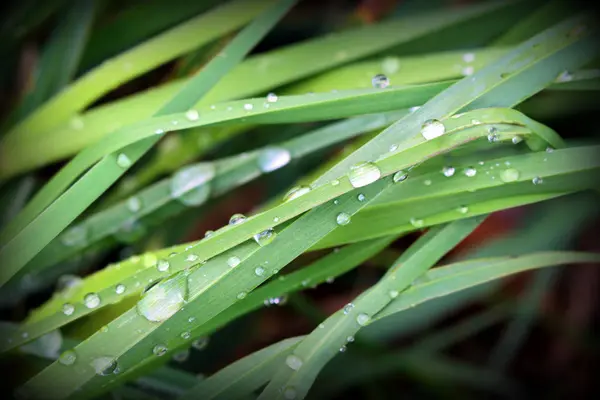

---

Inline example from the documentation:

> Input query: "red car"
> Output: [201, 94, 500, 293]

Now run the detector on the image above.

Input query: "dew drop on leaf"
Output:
[285, 354, 303, 370]
[257, 147, 291, 173]
[464, 167, 477, 177]
[137, 271, 188, 322]
[254, 266, 265, 276]
[348, 162, 381, 188]
[84, 293, 100, 309]
[389, 290, 399, 299]
[192, 337, 209, 350]
[343, 303, 354, 314]
[126, 197, 142, 213]
[266, 92, 278, 103]
[116, 153, 132, 168]
[58, 350, 77, 365]
[532, 176, 543, 185]
[283, 185, 311, 202]
[153, 344, 168, 356]
[336, 213, 351, 226]
[227, 256, 241, 268]
[442, 166, 455, 177]
[371, 74, 390, 89]
[173, 349, 189, 363]
[156, 259, 170, 272]
[421, 119, 445, 140]
[90, 356, 118, 376]
[185, 110, 199, 121]
[356, 313, 370, 326]
[229, 213, 246, 225]
[410, 218, 424, 228]
[115, 284, 126, 295]
[500, 168, 520, 183]
[62, 303, 75, 315]
[392, 171, 407, 183]
[170, 163, 215, 206]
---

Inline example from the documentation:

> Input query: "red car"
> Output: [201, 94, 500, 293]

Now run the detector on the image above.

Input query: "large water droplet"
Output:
[336, 213, 351, 226]
[116, 153, 132, 168]
[84, 293, 100, 309]
[185, 110, 199, 121]
[257, 147, 291, 173]
[286, 354, 303, 370]
[58, 350, 77, 365]
[500, 168, 520, 182]
[372, 74, 390, 89]
[348, 162, 381, 188]
[227, 256, 240, 268]
[421, 119, 445, 140]
[60, 226, 87, 247]
[192, 337, 209, 350]
[170, 163, 215, 206]
[62, 303, 75, 315]
[229, 213, 246, 225]
[115, 284, 126, 295]
[153, 344, 167, 356]
[464, 167, 477, 177]
[90, 356, 118, 376]
[254, 228, 276, 246]
[442, 166, 455, 177]
[356, 313, 370, 326]
[137, 271, 188, 322]
[284, 185, 311, 202]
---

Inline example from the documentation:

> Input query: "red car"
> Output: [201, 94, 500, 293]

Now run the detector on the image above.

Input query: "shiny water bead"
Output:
[500, 168, 520, 183]
[532, 176, 543, 185]
[115, 284, 126, 295]
[227, 256, 241, 268]
[546, 147, 554, 153]
[137, 271, 188, 322]
[157, 259, 170, 272]
[264, 295, 287, 306]
[382, 56, 400, 74]
[285, 354, 303, 370]
[343, 303, 354, 315]
[185, 110, 199, 121]
[442, 166, 455, 177]
[409, 106, 420, 113]
[357, 193, 366, 202]
[229, 213, 246, 225]
[556, 70, 573, 82]
[421, 119, 445, 140]
[186, 254, 199, 262]
[192, 337, 209, 350]
[371, 74, 390, 89]
[244, 103, 253, 110]
[266, 92, 278, 103]
[464, 167, 477, 177]
[389, 143, 398, 152]
[389, 290, 399, 299]
[116, 153, 132, 168]
[62, 303, 75, 316]
[257, 147, 291, 173]
[204, 230, 214, 238]
[424, 179, 432, 186]
[331, 179, 340, 186]
[127, 197, 142, 213]
[339, 345, 347, 353]
[392, 171, 408, 183]
[347, 336, 355, 343]
[153, 344, 168, 356]
[236, 292, 247, 300]
[155, 129, 164, 135]
[170, 163, 215, 206]
[90, 356, 118, 376]
[60, 226, 87, 247]
[284, 185, 311, 202]
[84, 293, 100, 309]
[348, 162, 381, 188]
[356, 313, 370, 326]
[254, 266, 265, 276]
[336, 213, 351, 226]
[181, 331, 191, 340]
[58, 350, 77, 365]
[457, 205, 469, 214]
[511, 136, 523, 144]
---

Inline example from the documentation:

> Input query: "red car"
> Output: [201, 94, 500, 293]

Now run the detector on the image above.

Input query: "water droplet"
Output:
[389, 290, 399, 299]
[266, 92, 278, 103]
[463, 52, 475, 63]
[265, 295, 287, 306]
[188, 316, 195, 323]
[185, 110, 199, 121]
[173, 349, 190, 363]
[84, 293, 100, 309]
[409, 106, 420, 113]
[333, 199, 339, 205]
[331, 179, 340, 186]
[192, 337, 209, 350]
[284, 185, 311, 202]
[58, 350, 77, 365]
[339, 345, 347, 353]
[155, 129, 164, 135]
[229, 213, 246, 225]
[227, 256, 240, 268]
[257, 147, 291, 173]
[116, 153, 132, 168]
[556, 70, 573, 82]
[326, 276, 335, 284]
[372, 74, 390, 89]
[137, 271, 188, 322]
[115, 284, 126, 295]
[319, 323, 325, 329]
[421, 119, 445, 140]
[389, 144, 398, 152]
[343, 303, 354, 315]
[181, 331, 191, 340]
[186, 254, 199, 263]
[153, 344, 168, 356]
[204, 230, 214, 238]
[500, 168, 520, 183]
[357, 193, 366, 202]
[424, 179, 432, 186]
[462, 66, 474, 76]
[410, 218, 424, 228]
[348, 162, 381, 188]
[382, 57, 400, 74]
[60, 226, 87, 247]
[356, 313, 370, 326]
[127, 196, 142, 213]
[90, 356, 118, 376]
[546, 147, 554, 153]
[336, 213, 351, 226]
[62, 303, 74, 316]
[457, 205, 469, 214]
[283, 386, 298, 399]
[244, 103, 253, 111]
[532, 176, 543, 185]
[286, 354, 303, 370]
[157, 259, 170, 272]
[464, 167, 477, 177]
[442, 166, 455, 177]
[170, 163, 215, 206]
[393, 171, 408, 183]
[254, 266, 265, 276]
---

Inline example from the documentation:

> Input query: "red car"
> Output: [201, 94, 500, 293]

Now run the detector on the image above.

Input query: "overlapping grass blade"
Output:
[0, 0, 298, 286]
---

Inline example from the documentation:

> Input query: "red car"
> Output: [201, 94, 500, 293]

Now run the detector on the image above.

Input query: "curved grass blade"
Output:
[179, 337, 302, 400]
[0, 0, 298, 286]
[375, 251, 600, 321]
[258, 217, 485, 400]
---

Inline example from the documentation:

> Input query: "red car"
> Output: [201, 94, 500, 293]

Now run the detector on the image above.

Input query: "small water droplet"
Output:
[254, 228, 276, 246]
[331, 179, 340, 186]
[336, 212, 351, 226]
[266, 92, 278, 103]
[393, 171, 408, 183]
[254, 266, 265, 276]
[409, 106, 421, 113]
[173, 349, 190, 363]
[236, 292, 247, 300]
[185, 110, 199, 121]
[181, 331, 191, 340]
[357, 193, 366, 202]
[500, 168, 520, 182]
[84, 293, 100, 309]
[137, 271, 188, 322]
[318, 323, 325, 329]
[556, 70, 573, 82]
[389, 144, 398, 152]
[156, 259, 170, 272]
[61, 226, 87, 247]
[424, 179, 432, 186]
[116, 153, 132, 168]
[284, 185, 311, 202]
[512, 136, 522, 144]
[170, 163, 215, 206]
[389, 290, 399, 299]
[283, 386, 298, 399]
[115, 284, 126, 295]
[410, 218, 424, 228]
[186, 254, 199, 263]
[58, 350, 77, 365]
[62, 303, 75, 316]
[286, 354, 303, 370]
[227, 256, 240, 268]
[348, 162, 381, 188]
[464, 167, 477, 177]
[153, 344, 168, 356]
[127, 196, 142, 213]
[442, 166, 455, 177]
[155, 129, 164, 135]
[192, 337, 209, 350]
[204, 230, 214, 238]
[343, 303, 354, 315]
[532, 176, 543, 185]
[546, 147, 554, 153]
[462, 66, 474, 76]
[457, 205, 469, 214]
[463, 52, 475, 63]
[372, 74, 390, 89]
[257, 147, 291, 173]
[244, 103, 253, 111]
[339, 345, 347, 353]
[421, 119, 445, 140]
[356, 313, 370, 326]
[229, 213, 246, 225]
[90, 356, 118, 376]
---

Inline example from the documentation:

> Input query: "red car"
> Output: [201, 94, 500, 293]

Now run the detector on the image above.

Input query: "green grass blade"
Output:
[179, 337, 302, 400]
